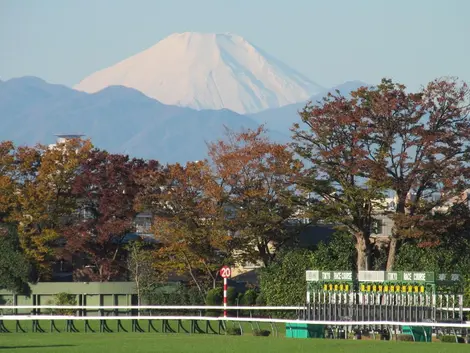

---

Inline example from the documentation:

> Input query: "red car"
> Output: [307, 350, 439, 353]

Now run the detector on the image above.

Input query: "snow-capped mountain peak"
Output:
[74, 32, 323, 114]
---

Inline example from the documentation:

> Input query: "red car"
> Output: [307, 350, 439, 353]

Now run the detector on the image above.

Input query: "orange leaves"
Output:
[138, 159, 228, 285]
[208, 126, 303, 267]
[1, 138, 95, 279]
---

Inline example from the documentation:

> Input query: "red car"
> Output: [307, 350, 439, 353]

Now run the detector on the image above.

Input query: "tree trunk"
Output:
[355, 234, 371, 271]
[388, 195, 406, 271]
[386, 237, 398, 271]
[181, 252, 205, 299]
[257, 241, 270, 267]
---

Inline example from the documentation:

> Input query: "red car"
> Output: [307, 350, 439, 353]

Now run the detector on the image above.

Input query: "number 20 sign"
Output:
[220, 266, 231, 279]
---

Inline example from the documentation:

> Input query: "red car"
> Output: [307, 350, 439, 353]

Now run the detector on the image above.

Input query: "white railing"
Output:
[0, 314, 469, 329]
[0, 305, 301, 310]
[1, 305, 469, 311]
[0, 305, 468, 326]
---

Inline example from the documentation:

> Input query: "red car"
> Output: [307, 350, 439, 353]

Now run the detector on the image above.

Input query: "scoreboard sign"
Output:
[388, 271, 435, 283]
[320, 271, 353, 281]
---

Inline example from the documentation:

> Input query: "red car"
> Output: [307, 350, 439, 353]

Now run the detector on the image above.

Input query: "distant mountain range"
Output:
[0, 77, 366, 163]
[0, 32, 368, 163]
[74, 32, 324, 114]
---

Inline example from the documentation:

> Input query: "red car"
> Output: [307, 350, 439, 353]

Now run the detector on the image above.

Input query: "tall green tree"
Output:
[0, 224, 30, 293]
[259, 249, 315, 306]
[311, 231, 356, 271]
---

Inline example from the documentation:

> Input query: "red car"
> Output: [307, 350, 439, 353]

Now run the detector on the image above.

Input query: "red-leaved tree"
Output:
[64, 149, 157, 281]
[293, 77, 470, 270]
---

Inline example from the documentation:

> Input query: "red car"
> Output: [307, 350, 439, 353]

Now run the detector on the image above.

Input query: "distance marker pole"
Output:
[224, 277, 227, 318]
[220, 266, 231, 319]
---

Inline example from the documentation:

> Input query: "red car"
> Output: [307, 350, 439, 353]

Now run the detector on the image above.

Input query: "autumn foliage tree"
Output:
[137, 160, 228, 295]
[0, 141, 17, 222]
[293, 77, 470, 270]
[63, 150, 153, 281]
[358, 78, 470, 269]
[292, 91, 387, 271]
[5, 139, 92, 279]
[208, 126, 305, 268]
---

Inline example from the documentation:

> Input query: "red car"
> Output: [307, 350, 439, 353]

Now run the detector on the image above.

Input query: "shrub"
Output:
[206, 288, 223, 305]
[253, 329, 270, 336]
[396, 334, 414, 342]
[226, 327, 242, 335]
[186, 286, 205, 305]
[240, 289, 257, 306]
[226, 287, 238, 305]
[259, 249, 315, 306]
[144, 283, 205, 315]
[0, 297, 14, 315]
[255, 292, 266, 306]
[205, 287, 224, 317]
[440, 335, 464, 343]
[53, 292, 77, 315]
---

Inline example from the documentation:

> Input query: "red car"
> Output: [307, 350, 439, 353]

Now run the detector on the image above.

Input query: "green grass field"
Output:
[1, 333, 470, 353]
[0, 320, 468, 352]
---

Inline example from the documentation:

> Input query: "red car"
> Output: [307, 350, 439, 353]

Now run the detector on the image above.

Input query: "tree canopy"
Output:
[293, 77, 470, 270]
[1, 77, 469, 299]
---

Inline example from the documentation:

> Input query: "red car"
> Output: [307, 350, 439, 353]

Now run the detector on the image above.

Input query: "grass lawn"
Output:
[1, 333, 470, 353]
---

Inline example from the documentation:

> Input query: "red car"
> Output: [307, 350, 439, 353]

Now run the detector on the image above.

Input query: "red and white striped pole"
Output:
[220, 266, 231, 319]
[223, 277, 227, 318]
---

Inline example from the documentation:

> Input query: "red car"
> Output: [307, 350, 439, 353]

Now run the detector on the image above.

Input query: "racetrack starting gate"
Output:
[302, 270, 464, 324]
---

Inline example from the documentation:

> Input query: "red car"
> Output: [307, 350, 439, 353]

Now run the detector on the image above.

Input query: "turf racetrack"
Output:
[0, 333, 469, 353]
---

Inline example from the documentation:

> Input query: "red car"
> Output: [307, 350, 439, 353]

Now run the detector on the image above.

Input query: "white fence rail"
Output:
[0, 305, 300, 310]
[0, 305, 469, 326]
[0, 315, 469, 329]
[1, 305, 470, 311]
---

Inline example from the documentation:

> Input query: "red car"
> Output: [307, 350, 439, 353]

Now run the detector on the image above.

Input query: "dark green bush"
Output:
[144, 283, 205, 315]
[49, 292, 77, 315]
[440, 335, 464, 343]
[186, 286, 206, 305]
[226, 327, 242, 335]
[255, 292, 266, 306]
[226, 287, 238, 305]
[205, 287, 223, 316]
[253, 329, 270, 336]
[240, 289, 257, 306]
[206, 287, 223, 305]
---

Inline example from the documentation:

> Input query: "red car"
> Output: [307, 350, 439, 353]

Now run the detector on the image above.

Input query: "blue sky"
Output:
[1, 0, 469, 90]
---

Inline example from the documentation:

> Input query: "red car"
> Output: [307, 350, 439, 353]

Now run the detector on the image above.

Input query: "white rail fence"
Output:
[0, 305, 301, 310]
[0, 305, 469, 343]
[0, 315, 468, 328]
[1, 305, 469, 311]
[0, 305, 468, 326]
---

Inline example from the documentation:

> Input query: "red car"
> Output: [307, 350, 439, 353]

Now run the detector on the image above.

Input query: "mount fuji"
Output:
[74, 32, 324, 114]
